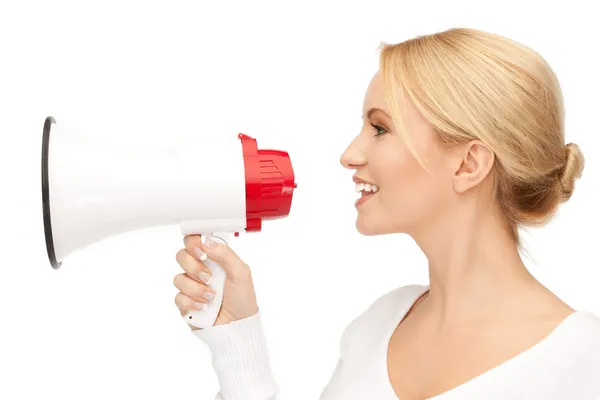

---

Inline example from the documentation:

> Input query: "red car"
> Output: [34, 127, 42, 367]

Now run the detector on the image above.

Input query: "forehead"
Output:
[363, 71, 388, 115]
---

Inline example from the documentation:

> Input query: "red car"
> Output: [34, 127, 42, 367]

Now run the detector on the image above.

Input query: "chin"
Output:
[356, 212, 411, 236]
[355, 215, 385, 236]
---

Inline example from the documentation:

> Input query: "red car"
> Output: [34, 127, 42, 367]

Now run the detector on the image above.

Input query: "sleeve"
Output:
[194, 287, 381, 400]
[192, 310, 278, 400]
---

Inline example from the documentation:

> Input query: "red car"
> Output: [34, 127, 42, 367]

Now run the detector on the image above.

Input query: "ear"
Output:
[451, 140, 495, 194]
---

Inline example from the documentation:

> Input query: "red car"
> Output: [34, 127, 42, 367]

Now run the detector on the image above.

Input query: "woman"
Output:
[172, 28, 600, 399]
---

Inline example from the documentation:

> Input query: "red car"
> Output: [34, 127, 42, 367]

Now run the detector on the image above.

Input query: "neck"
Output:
[411, 203, 538, 327]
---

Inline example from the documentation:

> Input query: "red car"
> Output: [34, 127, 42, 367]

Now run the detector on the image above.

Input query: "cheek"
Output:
[383, 158, 427, 206]
[356, 137, 453, 235]
[376, 149, 450, 222]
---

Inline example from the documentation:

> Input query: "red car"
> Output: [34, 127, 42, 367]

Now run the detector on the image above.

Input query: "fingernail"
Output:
[198, 271, 212, 285]
[204, 291, 215, 302]
[193, 247, 207, 261]
[205, 238, 214, 249]
[194, 302, 206, 311]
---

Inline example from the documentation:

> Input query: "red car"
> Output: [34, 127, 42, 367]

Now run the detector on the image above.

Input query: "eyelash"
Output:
[371, 123, 387, 136]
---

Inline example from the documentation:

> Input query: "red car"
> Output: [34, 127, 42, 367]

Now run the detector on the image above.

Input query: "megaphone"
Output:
[41, 116, 296, 329]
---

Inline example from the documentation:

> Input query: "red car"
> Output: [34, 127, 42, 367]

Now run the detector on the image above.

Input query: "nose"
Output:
[340, 134, 367, 170]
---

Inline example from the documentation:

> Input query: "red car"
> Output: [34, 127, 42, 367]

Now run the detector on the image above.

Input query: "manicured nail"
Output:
[194, 302, 206, 311]
[198, 271, 212, 285]
[193, 247, 207, 261]
[204, 291, 215, 302]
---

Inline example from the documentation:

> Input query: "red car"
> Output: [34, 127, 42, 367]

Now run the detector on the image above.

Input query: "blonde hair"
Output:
[378, 28, 584, 245]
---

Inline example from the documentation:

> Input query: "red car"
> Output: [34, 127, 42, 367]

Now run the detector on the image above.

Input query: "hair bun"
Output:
[558, 142, 584, 202]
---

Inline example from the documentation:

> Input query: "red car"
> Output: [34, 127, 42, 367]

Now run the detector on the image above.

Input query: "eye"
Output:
[371, 123, 387, 136]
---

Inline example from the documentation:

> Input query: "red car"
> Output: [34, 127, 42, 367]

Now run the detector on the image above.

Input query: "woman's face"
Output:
[340, 71, 455, 236]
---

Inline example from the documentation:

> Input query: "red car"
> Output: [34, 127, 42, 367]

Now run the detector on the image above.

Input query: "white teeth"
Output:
[355, 182, 379, 193]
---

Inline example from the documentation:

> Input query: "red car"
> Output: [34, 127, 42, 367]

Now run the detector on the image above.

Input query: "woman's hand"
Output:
[173, 234, 259, 330]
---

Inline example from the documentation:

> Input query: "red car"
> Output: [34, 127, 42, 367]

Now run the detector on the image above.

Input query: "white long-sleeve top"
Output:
[193, 284, 600, 399]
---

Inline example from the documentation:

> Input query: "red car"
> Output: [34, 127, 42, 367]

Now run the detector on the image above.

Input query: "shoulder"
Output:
[542, 310, 600, 378]
[567, 311, 600, 349]
[362, 283, 428, 318]
[553, 311, 600, 393]
[339, 284, 427, 352]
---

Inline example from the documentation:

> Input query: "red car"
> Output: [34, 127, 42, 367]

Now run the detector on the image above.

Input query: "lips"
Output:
[354, 178, 379, 207]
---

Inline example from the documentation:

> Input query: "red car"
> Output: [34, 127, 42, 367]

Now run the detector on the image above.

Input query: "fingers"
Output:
[183, 234, 215, 262]
[173, 273, 216, 310]
[175, 292, 207, 316]
[175, 247, 213, 285]
[183, 234, 250, 281]
[182, 235, 208, 262]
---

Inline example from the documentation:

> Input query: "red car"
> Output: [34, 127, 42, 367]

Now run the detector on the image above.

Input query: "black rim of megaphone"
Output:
[42, 116, 61, 270]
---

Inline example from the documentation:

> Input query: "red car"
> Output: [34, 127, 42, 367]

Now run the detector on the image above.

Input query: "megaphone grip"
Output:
[182, 233, 230, 329]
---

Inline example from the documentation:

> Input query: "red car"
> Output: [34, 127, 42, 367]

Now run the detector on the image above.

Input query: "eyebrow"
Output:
[362, 107, 391, 120]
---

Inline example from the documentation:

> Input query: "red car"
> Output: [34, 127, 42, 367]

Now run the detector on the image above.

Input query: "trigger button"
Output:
[209, 236, 227, 245]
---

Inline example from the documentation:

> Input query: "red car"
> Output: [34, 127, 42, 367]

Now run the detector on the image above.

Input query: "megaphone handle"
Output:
[182, 232, 230, 329]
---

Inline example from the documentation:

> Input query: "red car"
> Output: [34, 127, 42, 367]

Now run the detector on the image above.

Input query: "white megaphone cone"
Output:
[41, 116, 296, 329]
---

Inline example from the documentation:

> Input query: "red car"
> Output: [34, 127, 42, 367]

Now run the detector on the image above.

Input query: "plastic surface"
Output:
[41, 116, 297, 330]
[42, 117, 247, 266]
[238, 133, 296, 232]
[182, 232, 231, 328]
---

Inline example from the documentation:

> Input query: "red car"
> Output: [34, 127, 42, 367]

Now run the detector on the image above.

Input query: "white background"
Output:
[1, 1, 598, 399]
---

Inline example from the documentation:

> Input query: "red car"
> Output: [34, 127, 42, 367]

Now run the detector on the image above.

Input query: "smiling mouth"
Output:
[355, 182, 379, 207]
